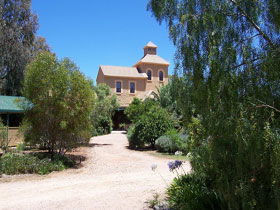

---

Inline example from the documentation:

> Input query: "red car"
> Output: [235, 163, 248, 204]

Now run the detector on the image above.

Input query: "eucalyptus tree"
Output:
[148, 0, 280, 209]
[0, 0, 39, 95]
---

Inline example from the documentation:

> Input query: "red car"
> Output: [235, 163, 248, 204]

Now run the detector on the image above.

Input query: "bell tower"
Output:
[144, 41, 157, 56]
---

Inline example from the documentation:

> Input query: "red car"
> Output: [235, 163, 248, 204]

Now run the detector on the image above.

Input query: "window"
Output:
[130, 82, 135, 94]
[147, 70, 152, 80]
[116, 81, 122, 93]
[159, 71, 164, 81]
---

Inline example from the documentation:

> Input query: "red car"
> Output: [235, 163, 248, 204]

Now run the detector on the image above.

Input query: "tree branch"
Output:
[255, 100, 280, 113]
[228, 0, 275, 48]
[232, 57, 262, 69]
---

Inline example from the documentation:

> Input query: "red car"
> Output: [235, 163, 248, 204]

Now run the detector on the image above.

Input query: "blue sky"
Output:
[32, 0, 176, 83]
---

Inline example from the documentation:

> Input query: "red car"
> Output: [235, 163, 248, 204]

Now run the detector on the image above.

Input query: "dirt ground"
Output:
[0, 131, 191, 210]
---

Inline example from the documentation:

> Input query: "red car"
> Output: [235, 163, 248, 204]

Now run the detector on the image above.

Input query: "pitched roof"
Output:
[0, 96, 25, 113]
[134, 54, 170, 66]
[99, 65, 148, 78]
[144, 41, 157, 48]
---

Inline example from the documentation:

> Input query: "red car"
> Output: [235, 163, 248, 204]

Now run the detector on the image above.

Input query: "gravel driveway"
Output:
[0, 131, 191, 210]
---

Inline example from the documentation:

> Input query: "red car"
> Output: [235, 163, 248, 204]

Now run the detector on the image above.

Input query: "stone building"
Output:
[96, 41, 169, 108]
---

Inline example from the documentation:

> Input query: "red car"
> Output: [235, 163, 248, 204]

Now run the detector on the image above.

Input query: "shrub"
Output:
[130, 105, 173, 148]
[0, 152, 75, 175]
[16, 143, 26, 151]
[167, 173, 223, 210]
[22, 52, 95, 154]
[127, 125, 144, 149]
[125, 98, 158, 123]
[91, 84, 118, 136]
[0, 119, 8, 152]
[155, 129, 188, 154]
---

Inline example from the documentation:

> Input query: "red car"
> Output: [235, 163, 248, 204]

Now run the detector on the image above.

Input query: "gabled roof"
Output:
[0, 96, 25, 113]
[144, 41, 157, 48]
[99, 65, 148, 78]
[134, 54, 170, 66]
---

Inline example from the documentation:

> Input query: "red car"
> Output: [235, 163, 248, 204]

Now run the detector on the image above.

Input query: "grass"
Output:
[146, 150, 189, 161]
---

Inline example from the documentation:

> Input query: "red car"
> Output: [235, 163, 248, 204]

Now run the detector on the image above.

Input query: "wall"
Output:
[102, 76, 147, 107]
[137, 63, 169, 91]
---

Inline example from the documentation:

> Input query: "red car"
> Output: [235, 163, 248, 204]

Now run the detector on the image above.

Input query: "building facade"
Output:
[96, 41, 169, 107]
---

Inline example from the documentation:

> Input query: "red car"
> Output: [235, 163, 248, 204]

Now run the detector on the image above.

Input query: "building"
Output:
[0, 95, 25, 146]
[96, 41, 169, 108]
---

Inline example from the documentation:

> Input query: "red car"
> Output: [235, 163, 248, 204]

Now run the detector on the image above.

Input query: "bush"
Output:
[91, 84, 118, 136]
[16, 143, 26, 151]
[167, 173, 223, 210]
[128, 105, 173, 148]
[0, 152, 75, 175]
[155, 129, 188, 154]
[127, 125, 144, 149]
[0, 119, 8, 152]
[125, 98, 158, 123]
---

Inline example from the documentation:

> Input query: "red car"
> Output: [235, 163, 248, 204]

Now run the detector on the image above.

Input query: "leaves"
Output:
[22, 52, 95, 154]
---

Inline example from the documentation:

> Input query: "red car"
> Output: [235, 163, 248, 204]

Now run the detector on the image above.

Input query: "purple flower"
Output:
[168, 161, 176, 171]
[174, 160, 182, 168]
[168, 160, 183, 171]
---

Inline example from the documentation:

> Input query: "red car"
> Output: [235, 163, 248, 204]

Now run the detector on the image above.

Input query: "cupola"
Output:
[144, 41, 157, 56]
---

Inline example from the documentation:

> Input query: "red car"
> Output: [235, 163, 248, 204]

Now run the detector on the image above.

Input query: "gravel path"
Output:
[0, 131, 191, 210]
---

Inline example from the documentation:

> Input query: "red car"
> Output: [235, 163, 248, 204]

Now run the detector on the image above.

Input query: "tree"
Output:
[149, 0, 280, 209]
[22, 52, 95, 155]
[91, 84, 118, 136]
[0, 0, 39, 95]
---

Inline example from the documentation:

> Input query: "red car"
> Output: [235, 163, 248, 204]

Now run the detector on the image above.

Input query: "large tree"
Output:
[0, 0, 38, 95]
[22, 52, 95, 155]
[148, 0, 280, 209]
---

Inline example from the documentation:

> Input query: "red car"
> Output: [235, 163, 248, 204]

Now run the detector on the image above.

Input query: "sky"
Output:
[32, 0, 176, 82]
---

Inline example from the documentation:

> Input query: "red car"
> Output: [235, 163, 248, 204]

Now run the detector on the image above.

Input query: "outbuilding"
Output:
[0, 95, 25, 146]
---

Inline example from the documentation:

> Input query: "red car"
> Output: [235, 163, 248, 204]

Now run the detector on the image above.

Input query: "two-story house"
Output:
[96, 41, 169, 108]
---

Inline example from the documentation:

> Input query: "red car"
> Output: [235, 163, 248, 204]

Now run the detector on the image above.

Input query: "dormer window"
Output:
[147, 70, 152, 81]
[159, 71, 164, 81]
[116, 81, 122, 93]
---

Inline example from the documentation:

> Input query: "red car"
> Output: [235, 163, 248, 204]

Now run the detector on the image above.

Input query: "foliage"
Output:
[22, 52, 95, 155]
[153, 80, 183, 126]
[147, 193, 161, 209]
[128, 105, 173, 148]
[16, 143, 26, 151]
[0, 119, 8, 152]
[0, 0, 48, 95]
[149, 0, 280, 209]
[91, 84, 118, 136]
[0, 152, 74, 175]
[125, 98, 157, 123]
[127, 124, 143, 149]
[167, 173, 223, 210]
[155, 129, 188, 154]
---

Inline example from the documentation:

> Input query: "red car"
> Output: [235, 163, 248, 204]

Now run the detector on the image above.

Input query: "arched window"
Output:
[159, 71, 164, 81]
[147, 70, 152, 81]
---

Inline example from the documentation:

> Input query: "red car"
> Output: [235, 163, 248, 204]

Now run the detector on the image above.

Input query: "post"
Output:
[7, 114, 9, 143]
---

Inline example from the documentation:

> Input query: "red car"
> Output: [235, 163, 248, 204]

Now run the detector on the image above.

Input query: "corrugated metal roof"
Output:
[0, 96, 25, 113]
[100, 65, 148, 78]
[134, 54, 170, 66]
